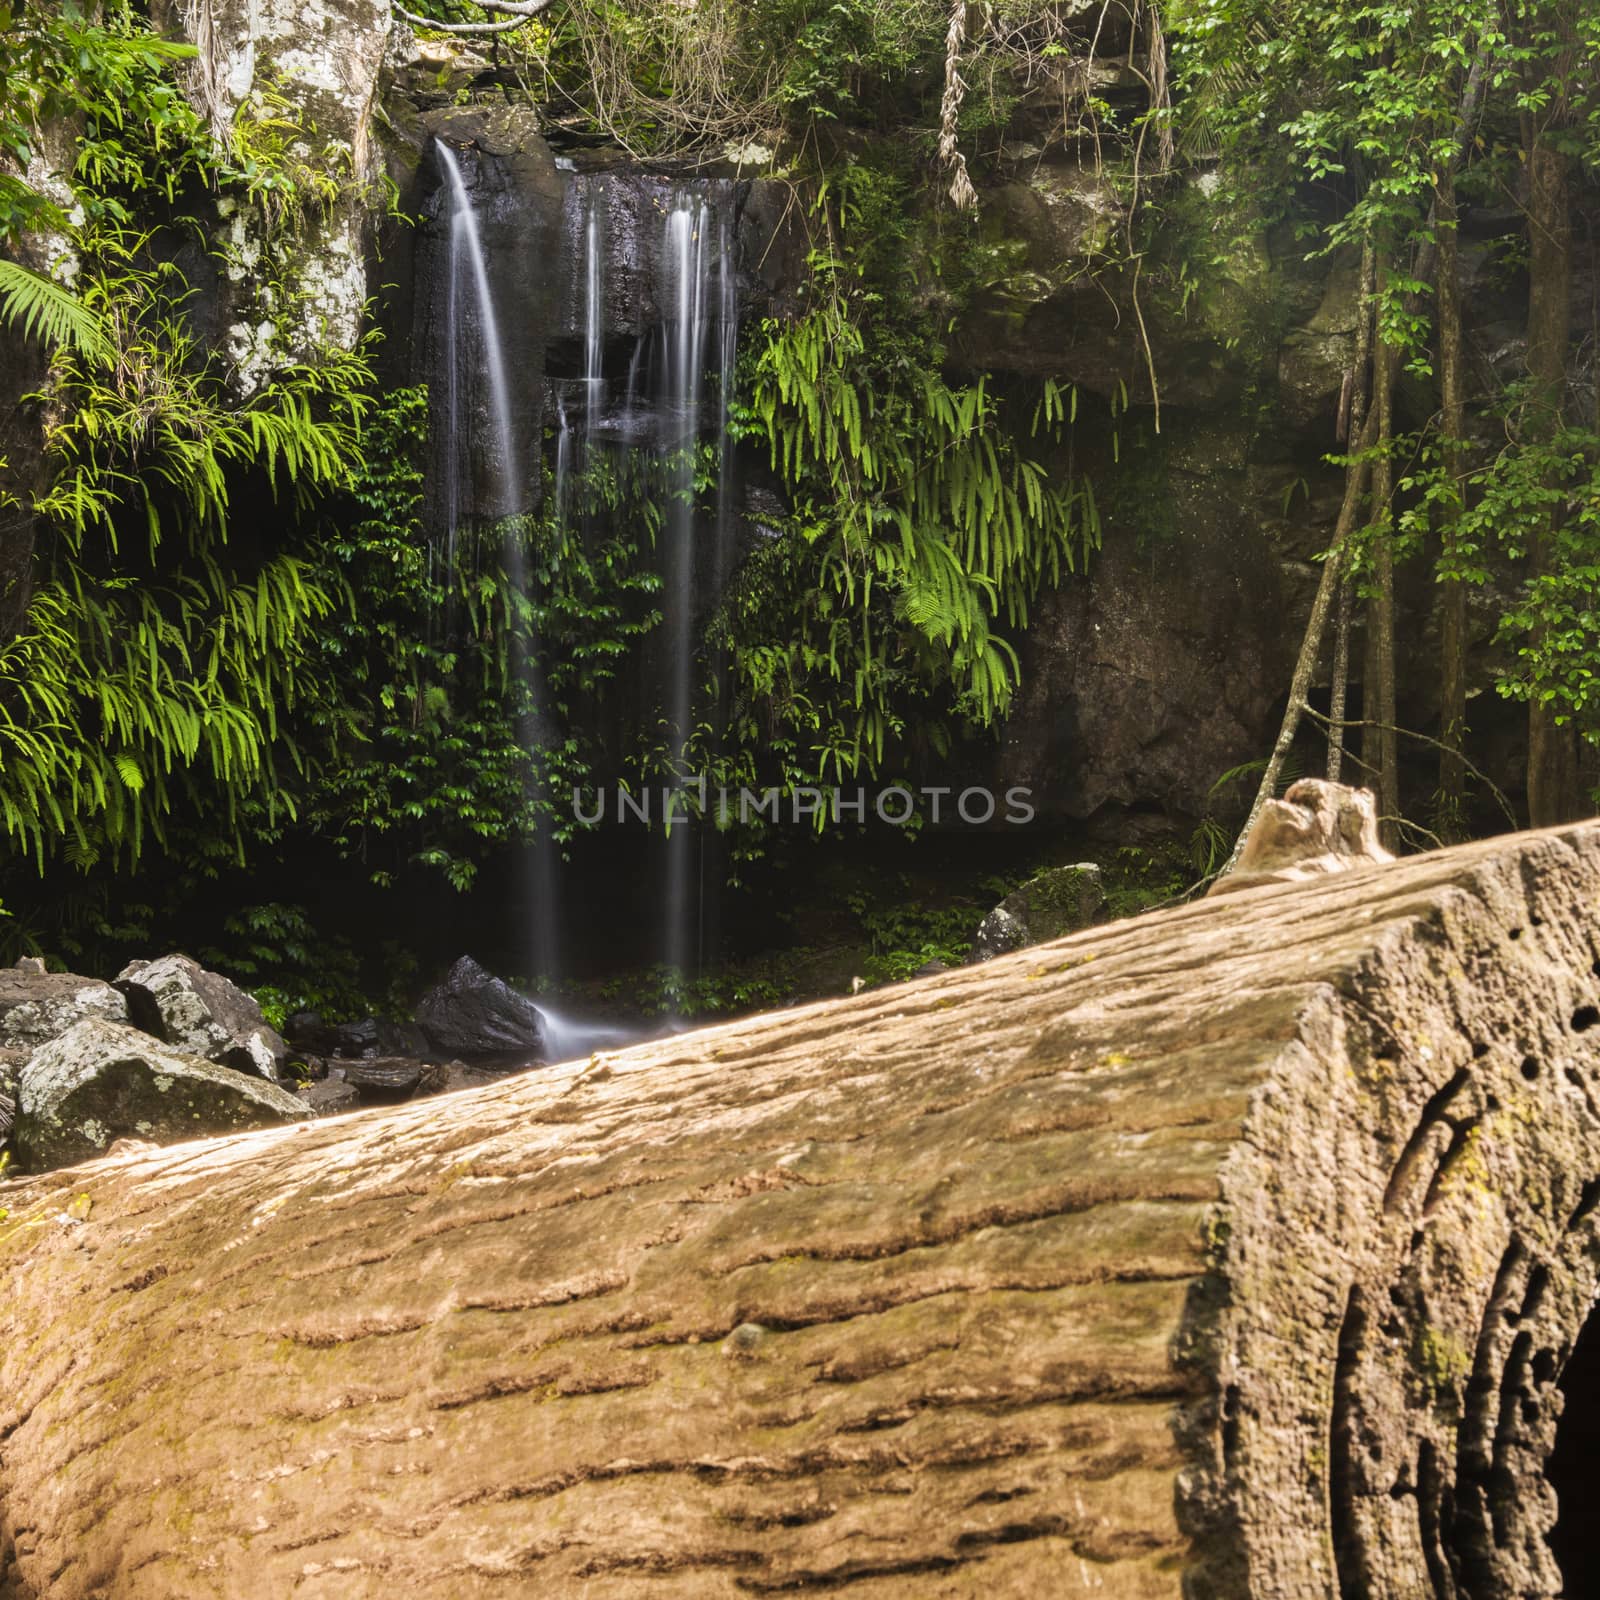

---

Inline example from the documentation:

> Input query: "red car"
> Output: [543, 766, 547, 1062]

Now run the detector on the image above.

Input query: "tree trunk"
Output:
[1524, 129, 1580, 825]
[1328, 577, 1353, 782]
[1327, 243, 1377, 787]
[1436, 164, 1470, 840]
[1225, 407, 1378, 874]
[8, 823, 1600, 1597]
[1363, 318, 1399, 849]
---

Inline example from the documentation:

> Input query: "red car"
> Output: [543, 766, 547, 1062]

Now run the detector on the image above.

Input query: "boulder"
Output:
[284, 1013, 431, 1060]
[0, 961, 127, 1050]
[14, 1018, 309, 1172]
[115, 953, 289, 1080]
[337, 1056, 449, 1101]
[296, 1070, 362, 1117]
[414, 955, 546, 1059]
[971, 862, 1107, 961]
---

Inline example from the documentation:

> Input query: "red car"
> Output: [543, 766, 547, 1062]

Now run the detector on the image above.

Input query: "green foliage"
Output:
[1437, 417, 1600, 740]
[731, 160, 1095, 784]
[0, 553, 335, 869]
[0, 1, 199, 240]
[0, 0, 377, 879]
[592, 956, 796, 1018]
[845, 889, 978, 984]
[195, 903, 416, 1027]
[0, 260, 114, 368]
[294, 389, 668, 886]
[294, 384, 538, 891]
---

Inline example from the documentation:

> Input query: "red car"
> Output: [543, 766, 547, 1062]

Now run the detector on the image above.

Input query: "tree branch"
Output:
[395, 0, 556, 35]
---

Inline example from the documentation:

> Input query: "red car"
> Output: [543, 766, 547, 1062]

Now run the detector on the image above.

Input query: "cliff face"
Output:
[147, 0, 392, 389]
[366, 36, 1599, 835]
[13, 3, 1589, 834]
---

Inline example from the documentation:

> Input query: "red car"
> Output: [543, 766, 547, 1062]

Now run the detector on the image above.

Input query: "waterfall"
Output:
[437, 143, 517, 531]
[715, 208, 738, 588]
[582, 186, 605, 453]
[543, 173, 739, 996]
[660, 195, 712, 984]
[435, 138, 561, 986]
[552, 396, 572, 529]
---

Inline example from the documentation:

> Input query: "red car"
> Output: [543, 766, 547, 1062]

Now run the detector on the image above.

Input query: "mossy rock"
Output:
[15, 1018, 310, 1173]
[970, 863, 1106, 961]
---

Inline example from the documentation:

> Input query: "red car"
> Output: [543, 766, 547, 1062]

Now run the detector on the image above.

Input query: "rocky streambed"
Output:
[0, 952, 553, 1176]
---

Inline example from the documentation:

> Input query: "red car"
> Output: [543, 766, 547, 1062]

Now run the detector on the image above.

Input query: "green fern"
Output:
[0, 259, 115, 369]
[746, 290, 1094, 770]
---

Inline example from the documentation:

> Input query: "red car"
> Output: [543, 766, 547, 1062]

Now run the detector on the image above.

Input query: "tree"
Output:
[4, 822, 1600, 1593]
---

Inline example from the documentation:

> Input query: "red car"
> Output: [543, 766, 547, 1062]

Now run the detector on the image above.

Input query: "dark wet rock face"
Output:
[15, 1018, 309, 1171]
[115, 953, 289, 1081]
[294, 1056, 498, 1117]
[414, 956, 546, 1060]
[285, 1014, 431, 1061]
[409, 105, 563, 530]
[995, 448, 1303, 825]
[335, 1056, 450, 1100]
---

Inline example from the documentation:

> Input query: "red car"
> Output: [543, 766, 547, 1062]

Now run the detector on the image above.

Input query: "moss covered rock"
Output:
[971, 862, 1106, 960]
[15, 1018, 309, 1173]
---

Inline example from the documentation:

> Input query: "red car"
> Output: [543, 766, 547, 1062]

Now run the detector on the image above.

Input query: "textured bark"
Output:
[1524, 132, 1579, 826]
[9, 826, 1600, 1596]
[1362, 309, 1399, 850]
[1436, 165, 1469, 839]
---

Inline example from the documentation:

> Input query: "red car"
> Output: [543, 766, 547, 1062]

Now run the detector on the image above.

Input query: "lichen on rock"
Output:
[15, 1017, 308, 1172]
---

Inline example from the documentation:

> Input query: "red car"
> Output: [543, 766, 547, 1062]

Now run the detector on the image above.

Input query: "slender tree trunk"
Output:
[1436, 165, 1470, 840]
[1361, 255, 1399, 850]
[1328, 580, 1353, 782]
[1525, 131, 1580, 825]
[1328, 244, 1377, 785]
[1224, 406, 1379, 874]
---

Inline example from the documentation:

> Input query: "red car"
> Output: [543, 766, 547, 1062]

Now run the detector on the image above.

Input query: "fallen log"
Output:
[6, 823, 1600, 1597]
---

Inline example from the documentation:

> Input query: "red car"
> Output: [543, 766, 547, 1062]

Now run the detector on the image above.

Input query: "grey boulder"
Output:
[16, 1018, 309, 1172]
[0, 960, 127, 1049]
[116, 953, 289, 1080]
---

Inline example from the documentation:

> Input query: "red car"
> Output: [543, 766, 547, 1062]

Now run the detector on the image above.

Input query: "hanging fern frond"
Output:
[745, 283, 1096, 763]
[0, 259, 115, 369]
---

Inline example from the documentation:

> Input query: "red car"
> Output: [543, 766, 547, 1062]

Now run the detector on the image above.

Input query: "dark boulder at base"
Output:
[414, 956, 546, 1060]
[15, 1018, 310, 1172]
[0, 960, 126, 1050]
[296, 1071, 362, 1117]
[971, 863, 1107, 962]
[115, 954, 289, 1080]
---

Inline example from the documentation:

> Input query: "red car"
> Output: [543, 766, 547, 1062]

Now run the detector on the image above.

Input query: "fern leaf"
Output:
[0, 260, 114, 368]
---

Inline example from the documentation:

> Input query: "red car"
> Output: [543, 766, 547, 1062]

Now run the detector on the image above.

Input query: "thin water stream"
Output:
[435, 139, 561, 985]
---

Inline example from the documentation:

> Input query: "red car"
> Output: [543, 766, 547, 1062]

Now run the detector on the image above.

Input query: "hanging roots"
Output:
[939, 0, 978, 211]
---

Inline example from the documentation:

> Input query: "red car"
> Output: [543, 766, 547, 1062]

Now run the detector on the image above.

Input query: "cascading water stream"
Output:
[435, 139, 561, 987]
[660, 195, 711, 984]
[582, 188, 604, 453]
[715, 210, 738, 588]
[438, 144, 516, 530]
[542, 173, 739, 1001]
[552, 397, 572, 529]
